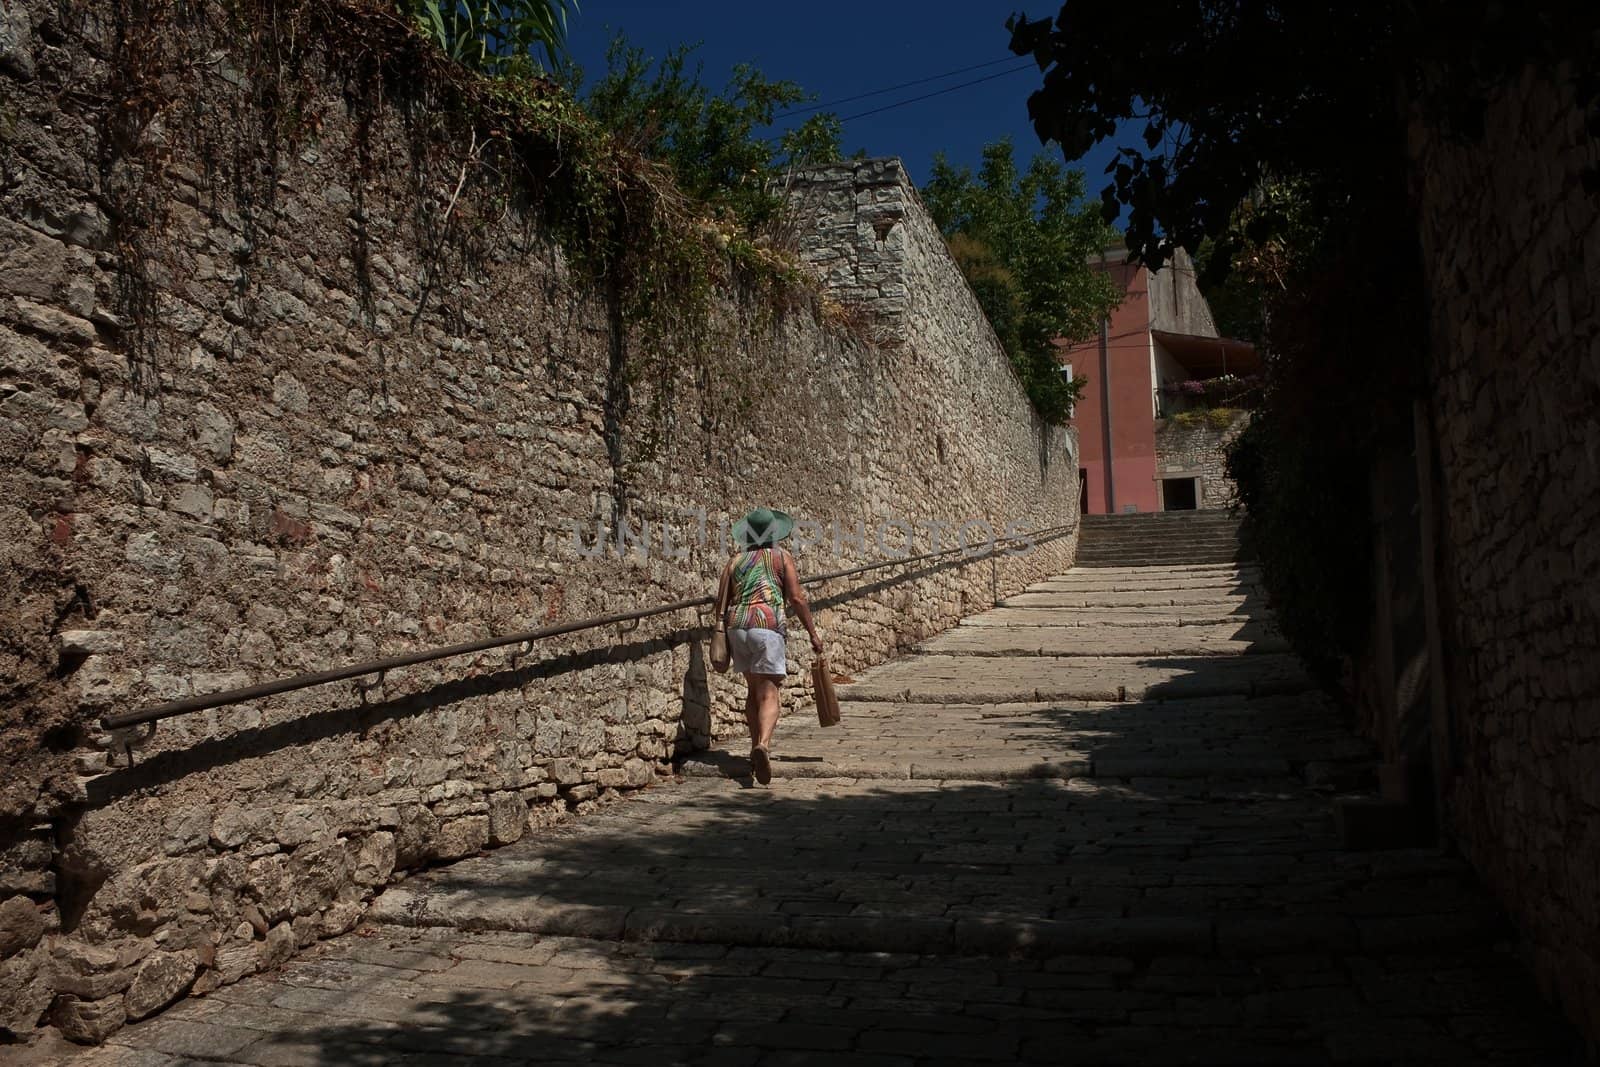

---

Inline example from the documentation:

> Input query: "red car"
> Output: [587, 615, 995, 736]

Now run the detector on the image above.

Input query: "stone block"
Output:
[170, 483, 214, 522]
[320, 901, 365, 939]
[623, 757, 656, 787]
[287, 840, 350, 916]
[161, 808, 211, 856]
[547, 758, 584, 786]
[11, 297, 96, 346]
[191, 403, 234, 462]
[0, 949, 52, 1034]
[562, 783, 599, 803]
[291, 913, 320, 948]
[215, 940, 258, 984]
[261, 922, 296, 970]
[271, 372, 309, 412]
[52, 993, 127, 1045]
[237, 907, 267, 941]
[49, 940, 136, 1000]
[244, 855, 293, 923]
[275, 805, 330, 848]
[433, 816, 489, 861]
[123, 950, 198, 1021]
[393, 804, 439, 867]
[0, 895, 46, 958]
[57, 629, 124, 656]
[487, 792, 527, 846]
[352, 832, 395, 886]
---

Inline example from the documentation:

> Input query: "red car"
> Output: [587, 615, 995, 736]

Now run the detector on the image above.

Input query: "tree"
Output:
[921, 139, 1119, 423]
[1002, 0, 1600, 682]
[570, 35, 847, 227]
[1006, 1, 1600, 279]
[398, 0, 579, 75]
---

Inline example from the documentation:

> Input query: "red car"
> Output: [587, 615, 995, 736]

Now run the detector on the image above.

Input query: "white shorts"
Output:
[729, 627, 787, 676]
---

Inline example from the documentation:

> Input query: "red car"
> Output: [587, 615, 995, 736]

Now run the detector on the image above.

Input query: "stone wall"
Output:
[1146, 247, 1217, 337]
[1407, 65, 1600, 1047]
[0, 3, 1076, 1043]
[1153, 411, 1250, 510]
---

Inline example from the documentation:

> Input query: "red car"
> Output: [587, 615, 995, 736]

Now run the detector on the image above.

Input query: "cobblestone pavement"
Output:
[64, 565, 1585, 1065]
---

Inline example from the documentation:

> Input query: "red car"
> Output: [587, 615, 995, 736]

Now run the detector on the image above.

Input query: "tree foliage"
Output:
[1003, 0, 1600, 688]
[398, 0, 579, 74]
[1006, 1, 1599, 279]
[921, 140, 1118, 423]
[568, 36, 847, 228]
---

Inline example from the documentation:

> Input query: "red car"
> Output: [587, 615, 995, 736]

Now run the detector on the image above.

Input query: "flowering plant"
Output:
[1161, 374, 1261, 398]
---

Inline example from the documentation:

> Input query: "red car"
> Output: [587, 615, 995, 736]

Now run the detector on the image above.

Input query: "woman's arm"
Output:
[780, 550, 824, 653]
[714, 561, 732, 625]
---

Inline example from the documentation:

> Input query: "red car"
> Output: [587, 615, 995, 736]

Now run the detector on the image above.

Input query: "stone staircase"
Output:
[81, 561, 1585, 1067]
[1077, 509, 1251, 567]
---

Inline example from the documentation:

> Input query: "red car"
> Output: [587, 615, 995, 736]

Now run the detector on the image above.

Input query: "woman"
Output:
[714, 507, 824, 785]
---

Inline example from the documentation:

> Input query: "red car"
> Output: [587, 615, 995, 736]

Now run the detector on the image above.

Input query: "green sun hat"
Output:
[732, 507, 794, 549]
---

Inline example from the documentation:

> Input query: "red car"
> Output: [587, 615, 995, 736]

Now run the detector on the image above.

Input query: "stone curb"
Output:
[836, 677, 1316, 704]
[915, 641, 1293, 658]
[675, 753, 1293, 782]
[358, 904, 1501, 962]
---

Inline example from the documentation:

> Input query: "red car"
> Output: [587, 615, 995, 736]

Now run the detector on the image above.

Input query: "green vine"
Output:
[85, 0, 829, 462]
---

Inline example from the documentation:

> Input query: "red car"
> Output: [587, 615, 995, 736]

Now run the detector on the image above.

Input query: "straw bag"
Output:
[811, 655, 842, 727]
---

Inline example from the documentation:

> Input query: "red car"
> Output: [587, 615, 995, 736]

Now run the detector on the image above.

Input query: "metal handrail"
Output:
[99, 522, 1076, 730]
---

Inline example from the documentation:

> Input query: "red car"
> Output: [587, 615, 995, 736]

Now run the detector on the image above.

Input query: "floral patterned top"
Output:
[726, 548, 787, 633]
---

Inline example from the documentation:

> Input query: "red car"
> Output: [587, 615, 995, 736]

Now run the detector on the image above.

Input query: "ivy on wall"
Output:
[93, 0, 834, 415]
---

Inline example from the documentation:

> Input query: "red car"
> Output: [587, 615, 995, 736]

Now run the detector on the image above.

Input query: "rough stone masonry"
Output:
[0, 1, 1075, 1043]
[1406, 63, 1600, 1050]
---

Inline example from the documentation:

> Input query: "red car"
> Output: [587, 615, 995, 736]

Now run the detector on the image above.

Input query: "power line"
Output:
[832, 62, 1038, 123]
[774, 56, 1028, 120]
[768, 61, 1038, 131]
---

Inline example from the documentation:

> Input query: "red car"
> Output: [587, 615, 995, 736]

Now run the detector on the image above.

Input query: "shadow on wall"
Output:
[77, 538, 1068, 809]
[133, 777, 1589, 1065]
[679, 637, 711, 746]
[79, 624, 713, 811]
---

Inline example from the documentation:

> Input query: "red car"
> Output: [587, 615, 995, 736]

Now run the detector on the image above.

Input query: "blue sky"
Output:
[560, 0, 1137, 218]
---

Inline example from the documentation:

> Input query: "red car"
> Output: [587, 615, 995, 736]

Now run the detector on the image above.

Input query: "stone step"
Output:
[1079, 522, 1241, 533]
[365, 778, 1505, 963]
[836, 653, 1314, 704]
[919, 624, 1290, 658]
[1077, 547, 1246, 558]
[1077, 539, 1246, 551]
[1056, 563, 1259, 578]
[356, 887, 1510, 963]
[1075, 559, 1248, 566]
[367, 885, 1227, 959]
[1001, 590, 1266, 608]
[959, 609, 1268, 628]
[1080, 531, 1244, 539]
[1031, 575, 1260, 593]
[1081, 512, 1243, 523]
[1077, 539, 1247, 550]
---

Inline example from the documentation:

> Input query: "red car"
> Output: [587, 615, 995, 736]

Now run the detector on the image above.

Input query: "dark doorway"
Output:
[1162, 477, 1198, 511]
[1079, 469, 1089, 514]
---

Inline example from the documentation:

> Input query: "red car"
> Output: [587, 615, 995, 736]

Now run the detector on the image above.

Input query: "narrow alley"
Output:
[66, 561, 1581, 1066]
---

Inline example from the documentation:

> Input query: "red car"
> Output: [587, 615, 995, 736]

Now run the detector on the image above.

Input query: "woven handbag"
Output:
[811, 654, 842, 727]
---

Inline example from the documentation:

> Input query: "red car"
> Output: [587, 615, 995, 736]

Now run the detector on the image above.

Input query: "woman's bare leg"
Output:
[752, 673, 782, 750]
[742, 679, 760, 743]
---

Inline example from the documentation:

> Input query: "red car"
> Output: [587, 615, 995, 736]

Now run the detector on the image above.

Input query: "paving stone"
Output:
[69, 562, 1583, 1064]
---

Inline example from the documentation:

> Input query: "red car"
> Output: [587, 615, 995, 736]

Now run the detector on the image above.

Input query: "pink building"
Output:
[1058, 248, 1258, 515]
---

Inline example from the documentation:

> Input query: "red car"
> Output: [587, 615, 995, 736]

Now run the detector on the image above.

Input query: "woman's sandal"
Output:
[751, 746, 772, 786]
